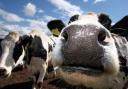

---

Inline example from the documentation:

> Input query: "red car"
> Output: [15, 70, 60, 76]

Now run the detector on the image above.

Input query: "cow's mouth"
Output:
[60, 64, 104, 76]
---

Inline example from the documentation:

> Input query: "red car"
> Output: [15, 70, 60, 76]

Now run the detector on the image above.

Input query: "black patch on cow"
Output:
[20, 35, 33, 65]
[47, 19, 65, 32]
[112, 15, 128, 30]
[48, 43, 53, 52]
[0, 39, 3, 56]
[27, 36, 47, 61]
[111, 15, 128, 36]
[119, 56, 128, 76]
[13, 37, 23, 63]
[68, 14, 79, 24]
[123, 76, 125, 80]
[98, 13, 112, 30]
[123, 80, 128, 89]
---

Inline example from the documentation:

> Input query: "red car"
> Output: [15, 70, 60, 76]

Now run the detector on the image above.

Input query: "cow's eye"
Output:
[62, 31, 68, 42]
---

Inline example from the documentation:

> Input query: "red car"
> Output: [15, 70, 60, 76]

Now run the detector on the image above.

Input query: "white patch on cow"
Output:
[101, 38, 119, 75]
[0, 46, 9, 66]
[0, 31, 20, 76]
[29, 57, 47, 85]
[52, 36, 63, 69]
[66, 12, 100, 27]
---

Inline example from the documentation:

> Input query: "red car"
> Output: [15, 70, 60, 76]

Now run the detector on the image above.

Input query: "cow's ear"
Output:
[98, 13, 112, 30]
[111, 16, 128, 35]
[112, 16, 128, 29]
[47, 20, 65, 37]
[68, 14, 79, 24]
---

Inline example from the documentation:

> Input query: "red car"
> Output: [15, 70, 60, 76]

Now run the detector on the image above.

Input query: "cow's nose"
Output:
[61, 25, 109, 68]
[0, 67, 7, 76]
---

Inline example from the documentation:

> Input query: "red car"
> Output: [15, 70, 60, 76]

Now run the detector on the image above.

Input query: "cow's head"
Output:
[52, 12, 120, 88]
[0, 31, 26, 78]
[0, 30, 48, 79]
[47, 20, 65, 37]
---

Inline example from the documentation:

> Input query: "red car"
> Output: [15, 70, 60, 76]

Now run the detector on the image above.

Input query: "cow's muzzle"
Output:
[0, 67, 9, 78]
[60, 24, 119, 75]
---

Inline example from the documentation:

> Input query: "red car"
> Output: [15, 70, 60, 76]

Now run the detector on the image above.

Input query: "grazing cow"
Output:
[0, 30, 55, 89]
[49, 12, 128, 89]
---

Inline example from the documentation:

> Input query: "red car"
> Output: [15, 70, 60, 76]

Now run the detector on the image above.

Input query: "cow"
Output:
[0, 30, 56, 89]
[49, 12, 128, 89]
[0, 31, 25, 78]
[47, 19, 65, 37]
[47, 20, 66, 76]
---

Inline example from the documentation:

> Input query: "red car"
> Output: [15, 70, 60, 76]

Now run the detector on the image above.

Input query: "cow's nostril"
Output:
[98, 30, 107, 44]
[62, 31, 68, 42]
[0, 68, 6, 76]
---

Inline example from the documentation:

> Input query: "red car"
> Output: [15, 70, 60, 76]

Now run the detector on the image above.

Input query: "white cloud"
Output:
[43, 15, 56, 22]
[0, 22, 29, 35]
[49, 0, 83, 17]
[38, 9, 44, 13]
[28, 19, 51, 35]
[0, 8, 23, 22]
[23, 3, 36, 17]
[83, 0, 88, 3]
[94, 0, 105, 4]
[0, 19, 52, 38]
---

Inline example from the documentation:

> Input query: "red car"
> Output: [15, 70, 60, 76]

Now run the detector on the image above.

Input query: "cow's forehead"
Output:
[64, 19, 105, 33]
[3, 31, 20, 42]
[78, 12, 98, 21]
[66, 13, 104, 29]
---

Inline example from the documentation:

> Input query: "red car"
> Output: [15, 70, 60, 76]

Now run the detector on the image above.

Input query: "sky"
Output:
[0, 0, 128, 37]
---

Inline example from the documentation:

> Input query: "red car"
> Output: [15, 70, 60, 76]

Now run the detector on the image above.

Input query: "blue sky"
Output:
[0, 0, 128, 36]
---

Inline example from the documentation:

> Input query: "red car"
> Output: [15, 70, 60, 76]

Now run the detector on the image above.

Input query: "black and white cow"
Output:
[24, 30, 56, 89]
[0, 31, 25, 78]
[47, 19, 65, 37]
[0, 30, 56, 89]
[49, 12, 128, 89]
